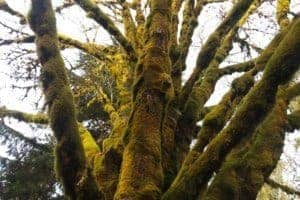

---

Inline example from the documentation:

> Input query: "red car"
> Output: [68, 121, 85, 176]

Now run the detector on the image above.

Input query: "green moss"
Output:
[180, 0, 255, 104]
[78, 125, 100, 166]
[116, 2, 174, 197]
[276, 0, 290, 28]
[203, 97, 288, 199]
[162, 18, 300, 200]
[93, 148, 122, 200]
[28, 0, 103, 198]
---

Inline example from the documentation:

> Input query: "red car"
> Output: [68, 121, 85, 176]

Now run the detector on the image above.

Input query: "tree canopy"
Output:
[0, 0, 300, 199]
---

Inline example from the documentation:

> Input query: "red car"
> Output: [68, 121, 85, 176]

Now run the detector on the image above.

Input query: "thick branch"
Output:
[203, 91, 289, 199]
[0, 106, 48, 124]
[162, 18, 300, 200]
[28, 0, 103, 198]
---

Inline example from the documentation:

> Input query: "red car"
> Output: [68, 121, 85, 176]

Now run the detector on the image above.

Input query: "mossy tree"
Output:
[0, 0, 300, 199]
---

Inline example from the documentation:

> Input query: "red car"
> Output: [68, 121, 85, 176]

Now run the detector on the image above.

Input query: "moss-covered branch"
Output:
[74, 0, 136, 60]
[177, 15, 287, 146]
[0, 33, 111, 61]
[0, 106, 48, 124]
[276, 0, 290, 28]
[170, 0, 184, 46]
[183, 73, 255, 168]
[58, 34, 111, 61]
[121, 2, 138, 50]
[174, 1, 260, 168]
[202, 82, 300, 198]
[219, 59, 256, 75]
[171, 0, 205, 93]
[27, 0, 103, 198]
[203, 91, 289, 199]
[0, 0, 26, 23]
[130, 0, 145, 53]
[162, 18, 300, 200]
[266, 178, 300, 196]
[179, 0, 255, 104]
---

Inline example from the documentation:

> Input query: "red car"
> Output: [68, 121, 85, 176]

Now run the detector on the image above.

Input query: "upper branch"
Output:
[0, 106, 48, 124]
[163, 18, 300, 200]
[74, 0, 136, 60]
[0, 0, 26, 23]
[276, 0, 290, 29]
[179, 0, 255, 103]
[0, 33, 112, 61]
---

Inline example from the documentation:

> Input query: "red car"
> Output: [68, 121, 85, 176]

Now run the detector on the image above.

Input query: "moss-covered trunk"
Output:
[114, 0, 174, 199]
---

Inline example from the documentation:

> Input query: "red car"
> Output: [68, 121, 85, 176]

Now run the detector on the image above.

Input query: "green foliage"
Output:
[0, 121, 63, 199]
[0, 149, 64, 200]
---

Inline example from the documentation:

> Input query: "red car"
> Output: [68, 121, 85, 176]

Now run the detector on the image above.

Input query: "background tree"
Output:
[0, 0, 300, 199]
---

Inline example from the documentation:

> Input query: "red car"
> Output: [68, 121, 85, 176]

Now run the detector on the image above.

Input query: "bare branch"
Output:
[0, 120, 50, 152]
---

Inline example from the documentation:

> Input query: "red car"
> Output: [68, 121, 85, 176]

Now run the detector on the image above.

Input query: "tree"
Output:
[0, 0, 300, 199]
[0, 119, 64, 199]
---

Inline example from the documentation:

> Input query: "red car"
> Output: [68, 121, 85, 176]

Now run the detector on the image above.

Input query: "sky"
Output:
[0, 0, 300, 192]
